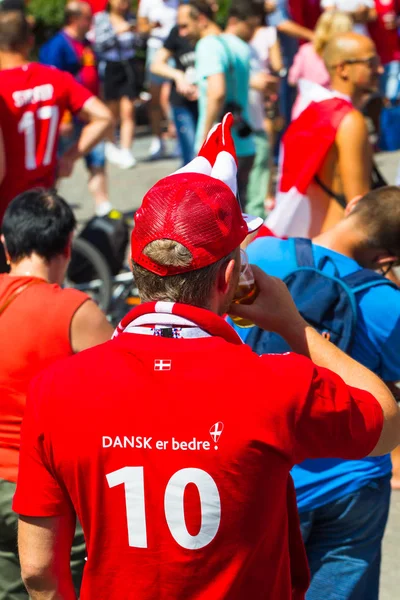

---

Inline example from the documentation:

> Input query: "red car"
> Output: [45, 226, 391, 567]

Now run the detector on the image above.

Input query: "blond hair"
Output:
[132, 240, 236, 308]
[314, 11, 353, 56]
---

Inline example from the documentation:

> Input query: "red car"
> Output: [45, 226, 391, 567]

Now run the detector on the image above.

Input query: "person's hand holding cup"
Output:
[229, 263, 307, 338]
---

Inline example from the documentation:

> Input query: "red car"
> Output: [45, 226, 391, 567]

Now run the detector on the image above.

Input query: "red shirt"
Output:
[288, 0, 322, 31]
[0, 63, 92, 222]
[13, 303, 383, 600]
[368, 0, 400, 65]
[0, 275, 88, 483]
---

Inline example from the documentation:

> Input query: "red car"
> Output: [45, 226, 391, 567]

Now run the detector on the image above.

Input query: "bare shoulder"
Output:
[337, 109, 368, 141]
[70, 299, 113, 353]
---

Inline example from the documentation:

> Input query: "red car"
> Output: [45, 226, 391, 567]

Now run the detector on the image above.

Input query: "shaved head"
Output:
[65, 1, 92, 24]
[323, 32, 376, 71]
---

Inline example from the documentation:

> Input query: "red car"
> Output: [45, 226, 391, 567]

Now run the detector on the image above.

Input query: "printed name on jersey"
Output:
[12, 84, 54, 108]
[102, 423, 224, 451]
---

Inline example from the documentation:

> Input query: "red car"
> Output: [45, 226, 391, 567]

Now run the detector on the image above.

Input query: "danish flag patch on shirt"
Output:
[154, 359, 172, 371]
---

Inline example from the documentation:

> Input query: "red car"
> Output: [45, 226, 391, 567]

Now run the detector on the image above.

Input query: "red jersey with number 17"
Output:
[0, 63, 92, 222]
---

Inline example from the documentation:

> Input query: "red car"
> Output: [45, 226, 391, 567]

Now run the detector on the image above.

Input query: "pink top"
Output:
[289, 43, 330, 120]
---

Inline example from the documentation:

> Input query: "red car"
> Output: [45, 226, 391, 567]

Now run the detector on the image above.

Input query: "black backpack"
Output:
[246, 238, 397, 355]
[78, 210, 129, 276]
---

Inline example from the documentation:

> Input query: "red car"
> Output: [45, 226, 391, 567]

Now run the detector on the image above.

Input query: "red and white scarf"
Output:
[113, 301, 244, 344]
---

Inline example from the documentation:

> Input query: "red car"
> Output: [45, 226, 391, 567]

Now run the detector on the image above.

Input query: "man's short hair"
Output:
[0, 10, 30, 51]
[229, 0, 265, 21]
[183, 0, 215, 22]
[132, 239, 235, 308]
[351, 186, 400, 261]
[65, 4, 82, 25]
[2, 188, 77, 263]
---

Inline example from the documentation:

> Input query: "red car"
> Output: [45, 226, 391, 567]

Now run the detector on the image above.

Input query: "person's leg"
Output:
[85, 144, 112, 216]
[237, 155, 255, 212]
[171, 105, 197, 166]
[0, 479, 28, 599]
[148, 81, 165, 157]
[246, 131, 270, 219]
[119, 96, 135, 151]
[304, 476, 391, 600]
[105, 99, 120, 144]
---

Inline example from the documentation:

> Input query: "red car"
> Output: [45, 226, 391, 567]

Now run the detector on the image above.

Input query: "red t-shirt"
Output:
[0, 275, 88, 483]
[0, 62, 92, 221]
[288, 0, 322, 31]
[368, 0, 400, 65]
[13, 303, 383, 600]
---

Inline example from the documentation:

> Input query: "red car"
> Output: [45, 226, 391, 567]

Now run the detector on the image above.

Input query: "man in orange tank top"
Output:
[0, 188, 113, 598]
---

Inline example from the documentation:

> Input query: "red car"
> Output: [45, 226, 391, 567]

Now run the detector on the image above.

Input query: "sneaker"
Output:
[147, 137, 166, 161]
[118, 148, 137, 169]
[105, 142, 122, 166]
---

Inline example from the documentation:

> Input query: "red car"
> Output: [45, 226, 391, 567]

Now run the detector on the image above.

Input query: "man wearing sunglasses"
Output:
[266, 32, 384, 239]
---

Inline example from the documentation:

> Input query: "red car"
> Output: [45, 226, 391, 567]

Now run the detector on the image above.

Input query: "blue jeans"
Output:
[300, 476, 391, 600]
[172, 104, 198, 166]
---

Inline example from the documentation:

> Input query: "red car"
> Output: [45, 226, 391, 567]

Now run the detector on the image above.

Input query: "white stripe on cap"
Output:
[211, 151, 237, 197]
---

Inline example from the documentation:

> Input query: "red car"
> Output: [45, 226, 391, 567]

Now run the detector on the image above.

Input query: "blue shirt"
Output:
[233, 237, 400, 512]
[195, 34, 255, 157]
[39, 32, 81, 77]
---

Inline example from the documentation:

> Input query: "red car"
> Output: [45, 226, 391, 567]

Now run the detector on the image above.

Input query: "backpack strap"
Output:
[293, 238, 315, 268]
[342, 269, 398, 293]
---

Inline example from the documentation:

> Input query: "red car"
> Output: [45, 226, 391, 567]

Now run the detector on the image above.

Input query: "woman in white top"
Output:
[321, 0, 376, 36]
[94, 0, 139, 169]
[138, 0, 179, 160]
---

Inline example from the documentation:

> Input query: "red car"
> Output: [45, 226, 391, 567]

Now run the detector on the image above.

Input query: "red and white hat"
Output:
[131, 114, 263, 276]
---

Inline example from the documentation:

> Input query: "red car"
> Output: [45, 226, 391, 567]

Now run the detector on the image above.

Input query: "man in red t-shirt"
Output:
[0, 11, 112, 231]
[13, 116, 400, 600]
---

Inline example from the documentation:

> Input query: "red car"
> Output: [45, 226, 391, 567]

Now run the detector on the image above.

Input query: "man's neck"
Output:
[63, 25, 82, 41]
[9, 254, 61, 285]
[200, 22, 221, 39]
[0, 51, 28, 70]
[313, 220, 365, 263]
[331, 80, 362, 106]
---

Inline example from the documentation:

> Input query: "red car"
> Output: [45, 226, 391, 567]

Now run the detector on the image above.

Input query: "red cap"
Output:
[131, 172, 262, 276]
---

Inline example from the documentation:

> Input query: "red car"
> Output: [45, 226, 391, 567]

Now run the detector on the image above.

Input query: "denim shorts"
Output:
[146, 45, 171, 86]
[300, 475, 391, 600]
[58, 121, 106, 170]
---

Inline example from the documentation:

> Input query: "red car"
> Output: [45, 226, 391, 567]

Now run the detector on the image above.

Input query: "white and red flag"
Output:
[265, 86, 353, 238]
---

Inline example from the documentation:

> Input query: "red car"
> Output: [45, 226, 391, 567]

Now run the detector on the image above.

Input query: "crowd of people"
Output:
[0, 1, 400, 600]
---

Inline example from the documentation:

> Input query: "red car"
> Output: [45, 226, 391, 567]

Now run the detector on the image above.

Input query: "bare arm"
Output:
[229, 267, 400, 456]
[70, 299, 113, 353]
[277, 20, 314, 42]
[151, 47, 197, 98]
[201, 73, 226, 144]
[269, 38, 284, 74]
[137, 16, 158, 35]
[337, 110, 372, 203]
[0, 126, 5, 187]
[18, 513, 77, 600]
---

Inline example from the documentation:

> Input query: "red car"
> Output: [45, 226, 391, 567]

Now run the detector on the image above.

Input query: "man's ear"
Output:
[345, 195, 363, 216]
[217, 258, 237, 294]
[373, 252, 399, 269]
[1, 235, 10, 264]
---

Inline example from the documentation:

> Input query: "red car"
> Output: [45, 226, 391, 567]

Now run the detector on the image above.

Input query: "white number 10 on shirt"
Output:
[18, 106, 59, 170]
[106, 467, 221, 549]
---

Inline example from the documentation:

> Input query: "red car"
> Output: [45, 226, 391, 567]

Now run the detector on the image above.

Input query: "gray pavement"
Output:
[60, 141, 400, 598]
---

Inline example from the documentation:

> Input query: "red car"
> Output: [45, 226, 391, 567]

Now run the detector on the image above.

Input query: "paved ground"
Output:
[60, 140, 400, 598]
